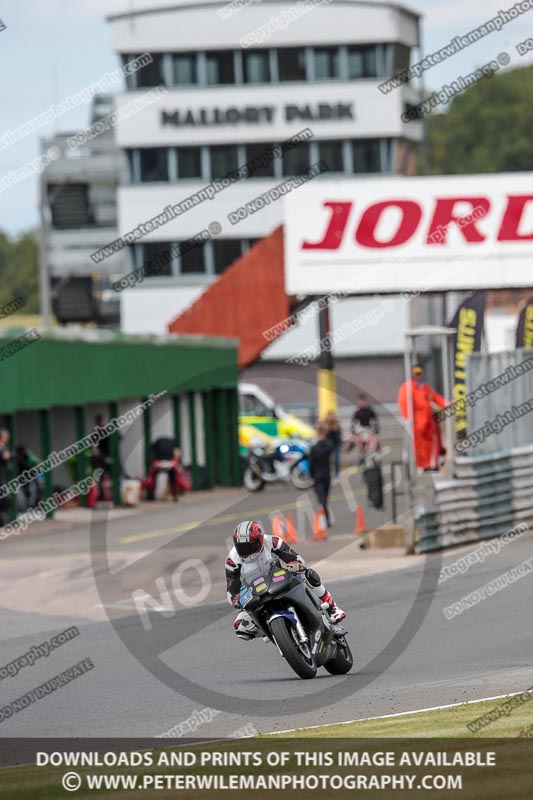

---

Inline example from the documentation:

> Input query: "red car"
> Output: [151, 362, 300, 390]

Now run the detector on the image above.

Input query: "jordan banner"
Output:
[449, 291, 487, 437]
[515, 296, 533, 348]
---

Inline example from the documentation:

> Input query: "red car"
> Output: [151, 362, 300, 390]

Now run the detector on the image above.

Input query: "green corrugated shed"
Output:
[0, 327, 242, 516]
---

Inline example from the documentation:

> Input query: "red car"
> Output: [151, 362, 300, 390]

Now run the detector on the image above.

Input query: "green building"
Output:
[0, 327, 240, 516]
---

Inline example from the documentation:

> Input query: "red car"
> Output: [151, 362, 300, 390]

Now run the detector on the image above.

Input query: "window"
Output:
[392, 44, 411, 77]
[120, 53, 135, 90]
[352, 139, 382, 173]
[136, 54, 164, 87]
[121, 54, 138, 89]
[313, 47, 340, 80]
[347, 45, 378, 78]
[177, 147, 202, 179]
[277, 48, 306, 81]
[205, 51, 235, 84]
[240, 394, 272, 417]
[172, 53, 197, 85]
[139, 148, 168, 182]
[381, 138, 393, 172]
[241, 238, 258, 254]
[49, 184, 92, 228]
[241, 238, 260, 254]
[282, 141, 310, 175]
[125, 149, 136, 182]
[180, 241, 206, 274]
[213, 240, 243, 274]
[317, 141, 344, 173]
[242, 50, 271, 83]
[210, 145, 239, 178]
[142, 242, 173, 277]
[244, 143, 276, 177]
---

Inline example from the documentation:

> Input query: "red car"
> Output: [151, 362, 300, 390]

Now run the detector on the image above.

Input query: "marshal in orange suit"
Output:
[398, 365, 447, 470]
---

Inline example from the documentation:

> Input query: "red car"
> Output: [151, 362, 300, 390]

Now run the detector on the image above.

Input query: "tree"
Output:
[424, 66, 533, 175]
[0, 229, 40, 314]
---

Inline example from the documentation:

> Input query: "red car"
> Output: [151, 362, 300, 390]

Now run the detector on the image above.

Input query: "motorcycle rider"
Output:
[226, 520, 346, 640]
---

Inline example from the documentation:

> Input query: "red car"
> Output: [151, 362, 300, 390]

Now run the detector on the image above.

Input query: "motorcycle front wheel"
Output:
[243, 465, 265, 492]
[290, 461, 314, 490]
[269, 616, 317, 679]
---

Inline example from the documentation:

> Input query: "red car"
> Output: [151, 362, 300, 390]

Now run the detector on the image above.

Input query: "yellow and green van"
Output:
[238, 382, 315, 442]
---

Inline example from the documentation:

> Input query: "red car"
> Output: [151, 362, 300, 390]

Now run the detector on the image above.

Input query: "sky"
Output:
[0, 0, 532, 237]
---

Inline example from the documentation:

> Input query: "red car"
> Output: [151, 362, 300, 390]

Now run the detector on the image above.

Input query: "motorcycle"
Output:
[143, 458, 191, 501]
[345, 420, 381, 465]
[242, 440, 313, 492]
[238, 552, 353, 680]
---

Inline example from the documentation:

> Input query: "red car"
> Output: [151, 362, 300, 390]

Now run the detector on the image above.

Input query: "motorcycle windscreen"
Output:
[240, 550, 273, 585]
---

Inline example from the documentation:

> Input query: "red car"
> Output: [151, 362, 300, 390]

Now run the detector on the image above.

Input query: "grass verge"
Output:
[276, 694, 533, 738]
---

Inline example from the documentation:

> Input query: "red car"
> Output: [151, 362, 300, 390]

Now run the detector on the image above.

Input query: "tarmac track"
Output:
[0, 476, 532, 739]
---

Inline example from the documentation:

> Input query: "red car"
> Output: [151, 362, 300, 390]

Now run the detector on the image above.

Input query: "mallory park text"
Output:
[161, 102, 354, 127]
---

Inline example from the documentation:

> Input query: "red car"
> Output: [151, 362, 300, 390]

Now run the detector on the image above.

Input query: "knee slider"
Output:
[305, 568, 321, 587]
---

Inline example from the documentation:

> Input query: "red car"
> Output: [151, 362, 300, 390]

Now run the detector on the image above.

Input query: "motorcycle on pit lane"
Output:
[242, 440, 313, 493]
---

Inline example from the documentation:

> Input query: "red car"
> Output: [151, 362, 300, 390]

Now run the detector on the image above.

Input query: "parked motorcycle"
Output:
[143, 437, 191, 501]
[144, 457, 191, 500]
[242, 440, 313, 492]
[239, 553, 353, 680]
[346, 420, 381, 464]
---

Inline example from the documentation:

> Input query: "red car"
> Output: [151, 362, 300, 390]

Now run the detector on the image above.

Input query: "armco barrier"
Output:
[414, 444, 533, 553]
[466, 349, 533, 455]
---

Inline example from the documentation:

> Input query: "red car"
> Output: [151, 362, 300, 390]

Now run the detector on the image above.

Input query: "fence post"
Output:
[108, 401, 121, 507]
[188, 393, 199, 490]
[39, 408, 53, 518]
[74, 405, 87, 507]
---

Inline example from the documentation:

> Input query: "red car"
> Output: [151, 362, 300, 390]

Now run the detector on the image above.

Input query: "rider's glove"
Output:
[232, 594, 241, 608]
[284, 560, 305, 574]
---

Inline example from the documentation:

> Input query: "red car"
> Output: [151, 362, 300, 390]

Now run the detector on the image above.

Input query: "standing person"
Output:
[150, 436, 189, 500]
[351, 394, 381, 463]
[398, 365, 447, 471]
[0, 430, 12, 527]
[15, 445, 42, 510]
[91, 414, 115, 501]
[352, 394, 379, 433]
[324, 410, 342, 480]
[309, 422, 333, 527]
[92, 414, 111, 470]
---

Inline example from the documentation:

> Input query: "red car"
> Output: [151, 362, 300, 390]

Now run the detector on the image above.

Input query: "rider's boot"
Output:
[320, 590, 347, 623]
[234, 611, 259, 641]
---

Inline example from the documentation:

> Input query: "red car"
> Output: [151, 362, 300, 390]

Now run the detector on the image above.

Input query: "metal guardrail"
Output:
[414, 444, 533, 553]
[467, 348, 533, 454]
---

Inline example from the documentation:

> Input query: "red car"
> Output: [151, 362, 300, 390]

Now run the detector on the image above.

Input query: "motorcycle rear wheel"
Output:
[243, 466, 265, 492]
[324, 636, 353, 675]
[270, 616, 317, 679]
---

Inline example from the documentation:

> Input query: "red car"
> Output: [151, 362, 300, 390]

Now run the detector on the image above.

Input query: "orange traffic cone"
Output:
[313, 507, 329, 540]
[285, 513, 301, 544]
[272, 512, 301, 544]
[272, 514, 287, 541]
[353, 504, 367, 535]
